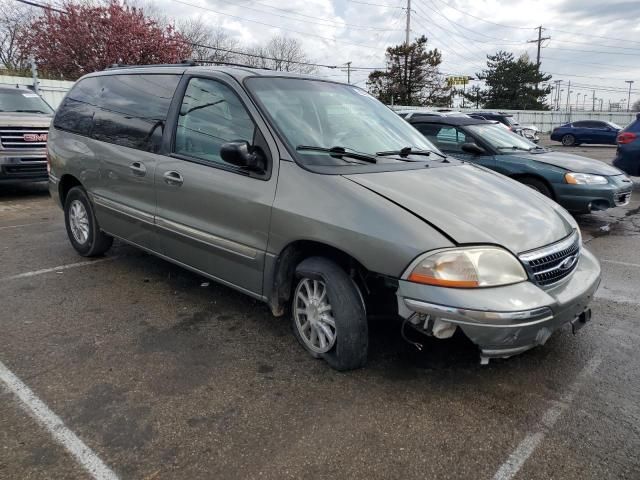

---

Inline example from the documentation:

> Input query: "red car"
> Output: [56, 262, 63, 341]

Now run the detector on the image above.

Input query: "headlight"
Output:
[406, 247, 527, 288]
[565, 172, 608, 185]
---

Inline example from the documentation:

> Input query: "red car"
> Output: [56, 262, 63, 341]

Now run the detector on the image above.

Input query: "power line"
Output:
[545, 46, 640, 57]
[12, 0, 65, 13]
[428, 0, 533, 30]
[345, 0, 404, 8]
[168, 0, 382, 50]
[547, 27, 640, 46]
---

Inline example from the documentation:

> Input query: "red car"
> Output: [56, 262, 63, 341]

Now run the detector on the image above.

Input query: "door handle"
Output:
[130, 162, 146, 176]
[163, 171, 183, 186]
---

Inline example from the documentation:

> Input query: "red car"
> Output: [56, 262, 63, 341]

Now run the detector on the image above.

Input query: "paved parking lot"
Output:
[1, 143, 639, 480]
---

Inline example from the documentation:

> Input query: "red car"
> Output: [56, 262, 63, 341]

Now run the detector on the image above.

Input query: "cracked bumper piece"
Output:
[397, 248, 601, 359]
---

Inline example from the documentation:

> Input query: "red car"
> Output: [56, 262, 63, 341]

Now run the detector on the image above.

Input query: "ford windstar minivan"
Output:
[48, 63, 601, 370]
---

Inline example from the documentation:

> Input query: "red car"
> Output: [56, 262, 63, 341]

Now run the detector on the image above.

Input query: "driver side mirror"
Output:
[461, 142, 486, 155]
[220, 141, 265, 172]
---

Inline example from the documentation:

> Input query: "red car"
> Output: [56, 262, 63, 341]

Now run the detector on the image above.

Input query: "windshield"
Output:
[0, 90, 53, 114]
[467, 123, 537, 150]
[245, 77, 441, 166]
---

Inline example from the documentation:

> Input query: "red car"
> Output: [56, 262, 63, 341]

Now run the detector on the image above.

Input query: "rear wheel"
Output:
[64, 187, 113, 256]
[292, 257, 368, 371]
[561, 134, 576, 146]
[520, 177, 553, 198]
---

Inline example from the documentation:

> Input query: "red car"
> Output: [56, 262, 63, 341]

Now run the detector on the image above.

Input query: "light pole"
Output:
[582, 95, 586, 110]
[626, 80, 634, 111]
[558, 89, 564, 110]
[576, 93, 582, 109]
[599, 98, 604, 111]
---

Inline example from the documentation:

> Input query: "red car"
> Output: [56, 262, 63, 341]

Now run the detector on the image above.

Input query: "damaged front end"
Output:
[396, 236, 601, 364]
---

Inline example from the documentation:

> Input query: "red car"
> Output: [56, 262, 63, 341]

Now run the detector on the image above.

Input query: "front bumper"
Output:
[397, 247, 601, 359]
[0, 152, 47, 183]
[555, 176, 633, 213]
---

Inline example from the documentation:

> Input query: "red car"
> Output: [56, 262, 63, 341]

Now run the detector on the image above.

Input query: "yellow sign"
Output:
[447, 76, 470, 86]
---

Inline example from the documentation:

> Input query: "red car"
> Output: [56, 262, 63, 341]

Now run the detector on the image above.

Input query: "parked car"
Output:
[550, 120, 622, 146]
[0, 86, 53, 184]
[407, 115, 633, 213]
[48, 64, 600, 370]
[468, 111, 540, 143]
[613, 113, 640, 176]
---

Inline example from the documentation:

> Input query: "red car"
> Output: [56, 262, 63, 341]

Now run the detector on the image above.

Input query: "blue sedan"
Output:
[613, 113, 640, 176]
[551, 120, 622, 146]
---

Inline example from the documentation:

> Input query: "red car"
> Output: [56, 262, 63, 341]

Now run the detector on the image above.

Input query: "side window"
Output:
[92, 74, 180, 152]
[174, 78, 255, 167]
[572, 121, 588, 128]
[434, 126, 467, 152]
[53, 77, 102, 136]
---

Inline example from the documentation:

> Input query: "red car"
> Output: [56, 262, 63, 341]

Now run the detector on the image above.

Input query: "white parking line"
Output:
[600, 259, 640, 269]
[0, 360, 119, 480]
[491, 356, 602, 480]
[0, 257, 117, 282]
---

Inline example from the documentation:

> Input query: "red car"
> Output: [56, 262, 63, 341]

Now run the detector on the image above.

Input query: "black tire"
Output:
[520, 177, 553, 198]
[292, 257, 368, 371]
[561, 134, 576, 146]
[64, 186, 113, 257]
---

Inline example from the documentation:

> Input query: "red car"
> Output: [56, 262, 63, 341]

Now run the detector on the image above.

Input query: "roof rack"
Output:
[105, 59, 270, 71]
[106, 59, 197, 70]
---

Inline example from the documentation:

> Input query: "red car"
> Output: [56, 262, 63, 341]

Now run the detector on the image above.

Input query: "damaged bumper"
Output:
[397, 248, 601, 359]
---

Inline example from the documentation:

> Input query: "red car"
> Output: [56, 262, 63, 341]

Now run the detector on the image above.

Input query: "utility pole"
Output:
[592, 90, 596, 111]
[527, 26, 551, 88]
[625, 80, 634, 111]
[553, 80, 561, 110]
[342, 62, 352, 84]
[405, 0, 411, 45]
[565, 80, 571, 111]
[29, 56, 40, 95]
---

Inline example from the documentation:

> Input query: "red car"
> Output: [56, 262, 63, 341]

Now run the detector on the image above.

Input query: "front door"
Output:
[155, 75, 279, 297]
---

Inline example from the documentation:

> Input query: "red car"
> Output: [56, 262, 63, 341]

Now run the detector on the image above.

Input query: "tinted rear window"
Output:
[54, 74, 180, 152]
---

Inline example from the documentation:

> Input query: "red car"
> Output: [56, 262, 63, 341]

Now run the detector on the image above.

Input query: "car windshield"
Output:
[0, 90, 53, 114]
[245, 77, 441, 166]
[467, 123, 537, 151]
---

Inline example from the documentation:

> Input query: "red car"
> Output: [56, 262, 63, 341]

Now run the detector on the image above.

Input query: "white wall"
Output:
[0, 75, 74, 109]
[391, 106, 638, 133]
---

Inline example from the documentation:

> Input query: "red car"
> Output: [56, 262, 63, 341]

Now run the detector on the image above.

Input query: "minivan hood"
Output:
[0, 113, 52, 128]
[344, 164, 573, 254]
[526, 151, 621, 176]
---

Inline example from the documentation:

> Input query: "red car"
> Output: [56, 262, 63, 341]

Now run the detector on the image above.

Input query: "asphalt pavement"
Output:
[1, 142, 639, 480]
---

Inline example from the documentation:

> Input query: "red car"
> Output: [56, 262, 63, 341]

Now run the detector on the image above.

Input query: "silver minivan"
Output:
[48, 65, 601, 370]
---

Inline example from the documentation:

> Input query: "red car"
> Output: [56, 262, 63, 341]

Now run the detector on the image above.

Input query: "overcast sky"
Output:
[151, 0, 640, 108]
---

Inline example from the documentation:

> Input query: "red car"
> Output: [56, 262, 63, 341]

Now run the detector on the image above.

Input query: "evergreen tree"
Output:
[464, 51, 552, 110]
[367, 36, 450, 106]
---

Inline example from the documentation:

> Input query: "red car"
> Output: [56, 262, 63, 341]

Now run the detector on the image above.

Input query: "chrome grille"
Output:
[520, 232, 581, 287]
[0, 126, 49, 150]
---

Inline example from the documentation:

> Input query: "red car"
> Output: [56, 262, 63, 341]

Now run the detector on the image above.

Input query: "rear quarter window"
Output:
[53, 77, 102, 136]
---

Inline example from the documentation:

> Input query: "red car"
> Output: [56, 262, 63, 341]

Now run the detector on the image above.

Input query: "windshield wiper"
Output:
[376, 146, 448, 161]
[296, 145, 377, 163]
[13, 109, 48, 114]
[497, 146, 533, 152]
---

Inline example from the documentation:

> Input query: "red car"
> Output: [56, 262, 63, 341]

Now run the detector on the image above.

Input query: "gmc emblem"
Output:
[23, 133, 48, 142]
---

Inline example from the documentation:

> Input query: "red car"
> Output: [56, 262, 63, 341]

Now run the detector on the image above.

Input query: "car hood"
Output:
[526, 151, 621, 175]
[344, 164, 574, 254]
[0, 112, 52, 128]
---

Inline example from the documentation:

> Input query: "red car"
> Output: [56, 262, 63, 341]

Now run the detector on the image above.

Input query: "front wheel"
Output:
[292, 257, 368, 371]
[64, 187, 113, 256]
[520, 177, 553, 198]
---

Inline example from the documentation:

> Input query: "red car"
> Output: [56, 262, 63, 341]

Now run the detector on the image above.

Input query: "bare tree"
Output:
[0, 0, 33, 71]
[177, 17, 239, 63]
[239, 36, 315, 73]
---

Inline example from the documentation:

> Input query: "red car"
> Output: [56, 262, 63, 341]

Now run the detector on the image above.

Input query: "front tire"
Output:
[292, 257, 368, 371]
[561, 134, 576, 146]
[520, 177, 553, 198]
[64, 186, 113, 257]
